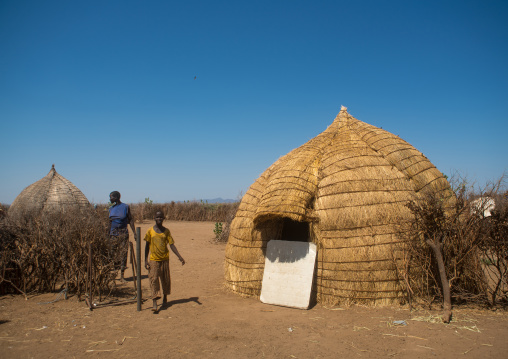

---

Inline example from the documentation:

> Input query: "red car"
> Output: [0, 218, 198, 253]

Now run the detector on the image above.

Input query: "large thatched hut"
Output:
[225, 107, 453, 306]
[9, 165, 90, 216]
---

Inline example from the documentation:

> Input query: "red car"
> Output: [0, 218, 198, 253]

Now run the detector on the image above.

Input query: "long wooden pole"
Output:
[129, 242, 137, 291]
[86, 242, 93, 310]
[136, 227, 142, 311]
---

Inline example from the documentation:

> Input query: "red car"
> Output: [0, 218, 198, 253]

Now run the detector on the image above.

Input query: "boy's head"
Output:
[154, 211, 165, 225]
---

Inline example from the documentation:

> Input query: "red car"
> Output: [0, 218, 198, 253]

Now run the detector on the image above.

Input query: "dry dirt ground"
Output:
[1, 220, 507, 359]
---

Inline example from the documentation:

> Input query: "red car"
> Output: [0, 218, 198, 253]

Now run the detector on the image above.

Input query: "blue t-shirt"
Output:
[109, 203, 129, 235]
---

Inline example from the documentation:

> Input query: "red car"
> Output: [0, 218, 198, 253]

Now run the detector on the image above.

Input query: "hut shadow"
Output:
[265, 241, 310, 263]
[156, 297, 202, 313]
[307, 297, 318, 310]
[309, 260, 319, 309]
[260, 217, 312, 263]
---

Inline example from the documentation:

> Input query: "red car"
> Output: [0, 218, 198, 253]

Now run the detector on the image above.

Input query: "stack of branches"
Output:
[0, 207, 126, 302]
[395, 176, 507, 322]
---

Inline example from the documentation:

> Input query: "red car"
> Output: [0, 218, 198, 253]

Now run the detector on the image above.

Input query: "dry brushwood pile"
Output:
[395, 181, 508, 315]
[0, 208, 127, 301]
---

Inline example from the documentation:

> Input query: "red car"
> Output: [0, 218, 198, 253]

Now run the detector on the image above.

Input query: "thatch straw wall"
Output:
[225, 107, 453, 305]
[9, 165, 90, 216]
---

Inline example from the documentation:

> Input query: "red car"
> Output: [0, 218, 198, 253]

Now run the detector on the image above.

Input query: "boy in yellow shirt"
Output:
[144, 211, 185, 312]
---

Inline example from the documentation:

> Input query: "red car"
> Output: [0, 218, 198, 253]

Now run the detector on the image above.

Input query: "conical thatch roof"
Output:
[9, 165, 90, 216]
[225, 107, 453, 306]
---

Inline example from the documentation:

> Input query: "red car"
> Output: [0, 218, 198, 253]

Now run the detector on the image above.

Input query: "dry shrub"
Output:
[396, 175, 507, 310]
[480, 191, 508, 305]
[130, 200, 239, 222]
[0, 207, 125, 301]
[217, 202, 240, 242]
[0, 203, 8, 219]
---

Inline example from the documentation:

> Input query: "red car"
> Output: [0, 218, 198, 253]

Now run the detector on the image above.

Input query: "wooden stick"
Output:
[129, 242, 137, 291]
[90, 298, 138, 309]
[86, 242, 93, 310]
[136, 227, 142, 312]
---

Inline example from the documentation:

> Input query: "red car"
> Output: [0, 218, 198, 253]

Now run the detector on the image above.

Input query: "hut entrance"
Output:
[261, 218, 316, 309]
[280, 218, 310, 242]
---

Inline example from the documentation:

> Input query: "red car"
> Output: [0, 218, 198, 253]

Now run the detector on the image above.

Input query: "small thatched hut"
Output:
[225, 107, 453, 306]
[9, 165, 90, 216]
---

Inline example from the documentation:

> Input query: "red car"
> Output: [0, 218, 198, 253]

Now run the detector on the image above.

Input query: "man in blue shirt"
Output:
[108, 191, 136, 282]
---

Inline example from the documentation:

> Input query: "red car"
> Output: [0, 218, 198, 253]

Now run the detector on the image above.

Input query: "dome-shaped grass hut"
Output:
[225, 107, 453, 306]
[9, 165, 90, 216]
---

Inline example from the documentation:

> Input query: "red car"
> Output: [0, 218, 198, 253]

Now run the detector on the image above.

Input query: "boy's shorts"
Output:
[148, 259, 171, 299]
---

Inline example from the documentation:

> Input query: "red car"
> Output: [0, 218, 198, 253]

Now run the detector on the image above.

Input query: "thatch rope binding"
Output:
[317, 278, 400, 283]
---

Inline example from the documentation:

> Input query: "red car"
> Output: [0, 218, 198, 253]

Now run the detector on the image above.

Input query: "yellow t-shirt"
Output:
[144, 227, 174, 261]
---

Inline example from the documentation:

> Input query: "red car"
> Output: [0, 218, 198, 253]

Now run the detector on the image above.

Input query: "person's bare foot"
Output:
[152, 299, 157, 312]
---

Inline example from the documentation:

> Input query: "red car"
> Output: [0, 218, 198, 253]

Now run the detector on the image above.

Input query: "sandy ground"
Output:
[1, 220, 507, 359]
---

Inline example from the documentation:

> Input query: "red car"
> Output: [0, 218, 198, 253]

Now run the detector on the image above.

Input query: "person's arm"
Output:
[170, 244, 185, 265]
[145, 241, 150, 270]
[127, 206, 136, 235]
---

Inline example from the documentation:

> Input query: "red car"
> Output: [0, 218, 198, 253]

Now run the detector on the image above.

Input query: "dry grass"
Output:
[129, 201, 239, 223]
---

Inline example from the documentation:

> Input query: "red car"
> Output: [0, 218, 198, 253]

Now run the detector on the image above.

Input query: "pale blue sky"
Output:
[1, 0, 507, 204]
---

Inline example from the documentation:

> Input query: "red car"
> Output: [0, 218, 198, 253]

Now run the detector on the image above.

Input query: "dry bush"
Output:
[0, 207, 126, 301]
[395, 175, 507, 314]
[216, 202, 239, 242]
[130, 200, 239, 222]
[480, 191, 508, 305]
[0, 203, 8, 219]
